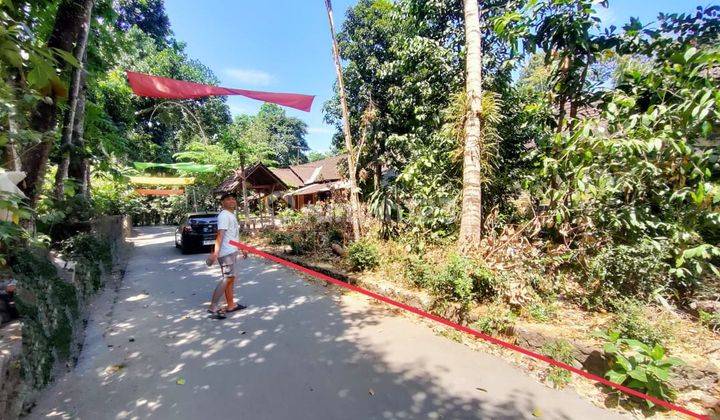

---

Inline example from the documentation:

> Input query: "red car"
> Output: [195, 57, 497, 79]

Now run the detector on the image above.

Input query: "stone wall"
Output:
[0, 215, 132, 419]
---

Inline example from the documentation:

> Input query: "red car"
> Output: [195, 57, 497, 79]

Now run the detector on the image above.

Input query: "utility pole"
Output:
[324, 0, 361, 241]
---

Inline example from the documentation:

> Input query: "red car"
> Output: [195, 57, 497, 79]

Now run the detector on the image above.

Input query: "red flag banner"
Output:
[126, 71, 315, 112]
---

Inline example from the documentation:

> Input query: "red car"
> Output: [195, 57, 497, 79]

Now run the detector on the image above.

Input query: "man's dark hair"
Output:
[219, 192, 236, 201]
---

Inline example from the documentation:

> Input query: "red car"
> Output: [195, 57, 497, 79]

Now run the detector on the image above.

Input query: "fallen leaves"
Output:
[104, 363, 126, 376]
[176, 377, 186, 385]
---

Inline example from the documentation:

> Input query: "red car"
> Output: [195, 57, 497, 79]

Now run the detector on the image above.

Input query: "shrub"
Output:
[432, 254, 475, 304]
[471, 265, 500, 301]
[326, 226, 344, 244]
[61, 233, 112, 270]
[404, 255, 434, 288]
[602, 332, 683, 407]
[347, 240, 380, 271]
[471, 303, 516, 335]
[266, 230, 292, 246]
[609, 299, 671, 347]
[277, 208, 301, 224]
[587, 240, 669, 308]
[288, 233, 314, 255]
[541, 340, 574, 389]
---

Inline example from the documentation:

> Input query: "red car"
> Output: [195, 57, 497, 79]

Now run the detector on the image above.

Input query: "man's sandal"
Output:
[208, 309, 226, 320]
[226, 304, 247, 313]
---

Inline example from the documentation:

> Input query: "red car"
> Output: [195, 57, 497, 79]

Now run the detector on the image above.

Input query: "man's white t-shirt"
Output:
[216, 209, 239, 257]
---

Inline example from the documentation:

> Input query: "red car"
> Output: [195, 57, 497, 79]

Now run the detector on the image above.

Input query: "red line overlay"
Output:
[230, 240, 707, 419]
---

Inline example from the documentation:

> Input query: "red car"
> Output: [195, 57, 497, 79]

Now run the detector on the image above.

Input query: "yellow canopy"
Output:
[128, 176, 195, 186]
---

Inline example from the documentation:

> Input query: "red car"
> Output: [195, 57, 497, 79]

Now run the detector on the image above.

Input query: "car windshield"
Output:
[188, 214, 218, 223]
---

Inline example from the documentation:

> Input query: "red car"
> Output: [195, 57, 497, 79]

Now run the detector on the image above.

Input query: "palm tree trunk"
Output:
[459, 0, 484, 252]
[324, 0, 361, 241]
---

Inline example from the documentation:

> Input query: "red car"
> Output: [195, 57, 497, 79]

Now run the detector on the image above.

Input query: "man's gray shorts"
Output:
[218, 252, 238, 278]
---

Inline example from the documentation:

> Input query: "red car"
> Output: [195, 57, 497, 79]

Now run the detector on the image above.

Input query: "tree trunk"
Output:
[325, 0, 361, 242]
[54, 1, 92, 200]
[5, 113, 21, 172]
[4, 75, 22, 171]
[19, 0, 94, 207]
[79, 158, 90, 196]
[240, 167, 251, 230]
[459, 0, 484, 253]
[68, 69, 88, 195]
[373, 160, 382, 190]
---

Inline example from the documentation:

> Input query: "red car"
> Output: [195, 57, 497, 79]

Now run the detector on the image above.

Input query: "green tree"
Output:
[19, 0, 96, 207]
[529, 8, 720, 301]
[115, 0, 171, 45]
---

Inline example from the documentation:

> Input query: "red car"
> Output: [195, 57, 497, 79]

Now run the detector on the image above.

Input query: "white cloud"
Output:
[307, 126, 335, 135]
[228, 103, 254, 116]
[224, 68, 275, 87]
[595, 6, 617, 27]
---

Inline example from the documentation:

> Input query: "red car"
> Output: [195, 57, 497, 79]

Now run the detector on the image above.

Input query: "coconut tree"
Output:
[459, 0, 484, 252]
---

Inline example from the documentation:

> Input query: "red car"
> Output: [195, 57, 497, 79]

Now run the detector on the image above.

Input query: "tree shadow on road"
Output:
[31, 227, 582, 420]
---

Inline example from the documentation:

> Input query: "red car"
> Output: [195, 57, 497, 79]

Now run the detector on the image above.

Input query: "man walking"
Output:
[207, 193, 247, 319]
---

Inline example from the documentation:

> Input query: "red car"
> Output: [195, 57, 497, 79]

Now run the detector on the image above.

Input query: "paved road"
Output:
[28, 226, 625, 420]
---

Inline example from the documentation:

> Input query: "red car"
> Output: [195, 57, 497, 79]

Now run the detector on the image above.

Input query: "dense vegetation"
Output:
[321, 0, 719, 308]
[280, 0, 720, 411]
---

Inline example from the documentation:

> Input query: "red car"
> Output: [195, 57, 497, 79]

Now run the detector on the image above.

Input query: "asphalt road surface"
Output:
[27, 226, 626, 420]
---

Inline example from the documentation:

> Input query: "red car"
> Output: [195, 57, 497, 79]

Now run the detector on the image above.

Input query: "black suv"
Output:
[175, 212, 218, 254]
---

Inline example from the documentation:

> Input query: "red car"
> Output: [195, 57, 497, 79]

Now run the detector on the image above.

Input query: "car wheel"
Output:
[0, 297, 12, 324]
[180, 239, 191, 254]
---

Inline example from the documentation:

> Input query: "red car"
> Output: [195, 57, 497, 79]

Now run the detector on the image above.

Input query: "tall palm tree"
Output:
[459, 0, 484, 252]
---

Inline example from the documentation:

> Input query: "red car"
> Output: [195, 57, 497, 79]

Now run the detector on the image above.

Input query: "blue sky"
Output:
[164, 0, 716, 153]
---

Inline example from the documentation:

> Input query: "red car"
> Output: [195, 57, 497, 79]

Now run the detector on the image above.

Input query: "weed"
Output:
[699, 309, 720, 332]
[609, 299, 670, 347]
[541, 340, 574, 389]
[438, 328, 464, 343]
[404, 255, 434, 288]
[527, 299, 558, 322]
[471, 303, 516, 335]
[432, 253, 475, 304]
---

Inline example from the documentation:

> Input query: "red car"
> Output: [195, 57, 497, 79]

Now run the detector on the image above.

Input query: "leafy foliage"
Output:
[607, 299, 671, 347]
[61, 232, 112, 269]
[347, 239, 380, 271]
[587, 242, 669, 307]
[603, 332, 683, 407]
